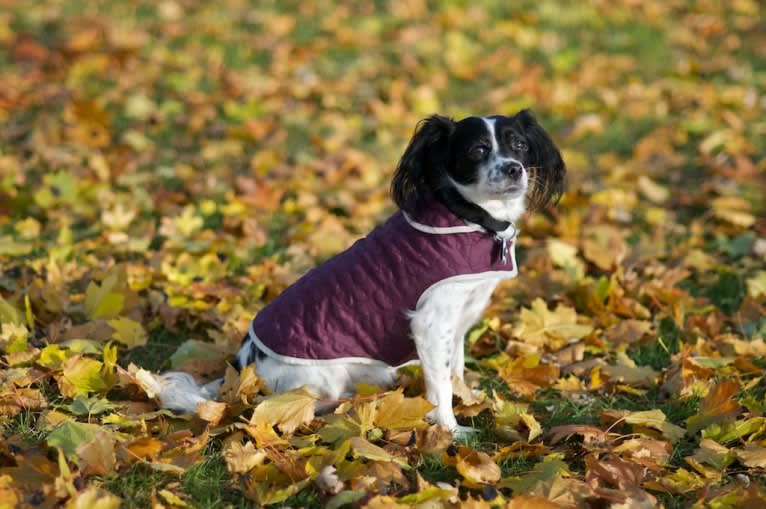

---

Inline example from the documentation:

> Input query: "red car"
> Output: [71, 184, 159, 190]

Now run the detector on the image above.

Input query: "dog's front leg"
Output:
[413, 328, 457, 429]
[410, 301, 476, 436]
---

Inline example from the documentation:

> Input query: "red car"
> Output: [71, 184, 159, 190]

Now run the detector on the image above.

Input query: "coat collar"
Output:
[403, 198, 518, 240]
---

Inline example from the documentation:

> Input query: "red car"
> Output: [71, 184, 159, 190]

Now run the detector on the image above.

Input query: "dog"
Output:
[153, 110, 565, 434]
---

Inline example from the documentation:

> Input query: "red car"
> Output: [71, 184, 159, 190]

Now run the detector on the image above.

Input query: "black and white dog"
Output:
[154, 110, 565, 434]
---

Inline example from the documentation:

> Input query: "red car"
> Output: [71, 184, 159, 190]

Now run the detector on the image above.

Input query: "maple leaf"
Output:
[223, 441, 267, 474]
[60, 356, 110, 397]
[250, 389, 316, 434]
[107, 316, 147, 349]
[512, 298, 593, 348]
[83, 272, 125, 320]
[373, 389, 433, 430]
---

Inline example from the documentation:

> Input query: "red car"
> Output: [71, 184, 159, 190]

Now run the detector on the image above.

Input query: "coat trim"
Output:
[402, 212, 484, 235]
[247, 322, 397, 367]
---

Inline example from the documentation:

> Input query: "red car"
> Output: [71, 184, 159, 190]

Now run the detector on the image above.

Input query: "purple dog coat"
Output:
[249, 199, 518, 367]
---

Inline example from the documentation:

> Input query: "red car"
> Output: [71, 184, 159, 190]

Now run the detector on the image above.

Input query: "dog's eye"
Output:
[469, 145, 489, 160]
[510, 136, 528, 152]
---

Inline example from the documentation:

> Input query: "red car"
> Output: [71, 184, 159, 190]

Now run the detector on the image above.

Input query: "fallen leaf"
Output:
[513, 298, 593, 348]
[686, 381, 742, 434]
[374, 389, 432, 430]
[250, 389, 316, 434]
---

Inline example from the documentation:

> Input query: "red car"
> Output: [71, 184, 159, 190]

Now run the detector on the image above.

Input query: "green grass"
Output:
[1, 409, 47, 443]
[102, 447, 256, 508]
[119, 327, 189, 372]
[182, 453, 254, 508]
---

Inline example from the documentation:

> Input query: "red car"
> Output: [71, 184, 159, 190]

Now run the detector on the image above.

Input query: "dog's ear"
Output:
[391, 115, 455, 212]
[516, 110, 566, 211]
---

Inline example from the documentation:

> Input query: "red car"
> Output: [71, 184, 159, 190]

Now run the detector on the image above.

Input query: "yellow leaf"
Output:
[196, 400, 227, 425]
[0, 235, 33, 256]
[520, 412, 543, 442]
[64, 487, 121, 509]
[711, 196, 755, 228]
[374, 390, 433, 430]
[622, 409, 685, 443]
[250, 390, 315, 434]
[223, 441, 267, 474]
[83, 272, 125, 320]
[61, 356, 109, 397]
[747, 271, 766, 298]
[637, 175, 670, 204]
[547, 239, 585, 280]
[107, 316, 147, 349]
[513, 298, 593, 348]
[38, 344, 73, 369]
[0, 322, 28, 354]
[158, 489, 191, 508]
[348, 436, 405, 465]
[219, 364, 263, 405]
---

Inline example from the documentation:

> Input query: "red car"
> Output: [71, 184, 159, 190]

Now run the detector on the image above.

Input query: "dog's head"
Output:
[391, 110, 566, 221]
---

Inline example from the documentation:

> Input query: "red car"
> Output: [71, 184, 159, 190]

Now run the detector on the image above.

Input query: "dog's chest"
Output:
[413, 275, 502, 330]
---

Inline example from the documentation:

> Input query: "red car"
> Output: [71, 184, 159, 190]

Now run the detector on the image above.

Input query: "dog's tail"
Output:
[136, 370, 222, 414]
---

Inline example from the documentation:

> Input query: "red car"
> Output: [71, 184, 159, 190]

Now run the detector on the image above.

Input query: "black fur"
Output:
[390, 110, 565, 231]
[505, 110, 566, 211]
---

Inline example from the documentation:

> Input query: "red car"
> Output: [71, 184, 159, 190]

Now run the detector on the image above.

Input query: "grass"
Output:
[102, 446, 256, 508]
[119, 326, 189, 372]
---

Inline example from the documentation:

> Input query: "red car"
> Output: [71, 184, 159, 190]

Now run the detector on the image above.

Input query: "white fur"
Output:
[154, 116, 529, 434]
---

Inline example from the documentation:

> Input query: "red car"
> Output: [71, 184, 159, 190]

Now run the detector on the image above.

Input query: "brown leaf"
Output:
[585, 453, 647, 489]
[76, 430, 116, 476]
[196, 400, 227, 425]
[582, 225, 627, 271]
[443, 446, 500, 488]
[687, 380, 742, 434]
[603, 320, 652, 346]
[736, 444, 766, 468]
[548, 425, 610, 447]
[612, 438, 672, 471]
[499, 355, 560, 398]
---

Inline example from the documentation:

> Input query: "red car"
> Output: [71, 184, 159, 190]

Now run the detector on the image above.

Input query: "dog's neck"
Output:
[434, 187, 513, 234]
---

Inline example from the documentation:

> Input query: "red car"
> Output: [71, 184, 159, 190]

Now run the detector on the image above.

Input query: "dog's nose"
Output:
[502, 161, 523, 178]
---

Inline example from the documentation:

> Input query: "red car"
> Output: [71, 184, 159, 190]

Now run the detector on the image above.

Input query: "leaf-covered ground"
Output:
[1, 1, 765, 507]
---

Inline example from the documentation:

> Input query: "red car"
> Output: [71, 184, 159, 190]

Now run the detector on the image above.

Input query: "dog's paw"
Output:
[451, 424, 479, 439]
